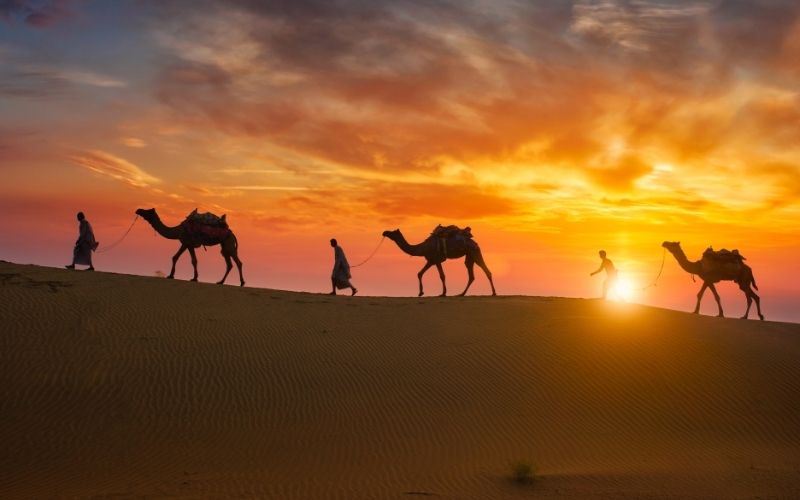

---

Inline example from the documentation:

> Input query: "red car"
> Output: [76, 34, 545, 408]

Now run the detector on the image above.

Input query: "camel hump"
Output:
[431, 224, 473, 240]
[703, 247, 746, 262]
[186, 210, 228, 228]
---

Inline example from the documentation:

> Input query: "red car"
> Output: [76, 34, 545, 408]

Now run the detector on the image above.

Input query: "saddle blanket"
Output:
[185, 221, 231, 240]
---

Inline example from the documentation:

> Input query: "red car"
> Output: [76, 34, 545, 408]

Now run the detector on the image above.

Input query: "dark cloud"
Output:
[0, 68, 71, 98]
[0, 0, 72, 28]
[710, 0, 800, 67]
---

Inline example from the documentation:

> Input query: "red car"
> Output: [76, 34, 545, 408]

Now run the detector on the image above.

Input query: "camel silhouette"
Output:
[136, 208, 244, 286]
[382, 228, 496, 297]
[662, 241, 763, 320]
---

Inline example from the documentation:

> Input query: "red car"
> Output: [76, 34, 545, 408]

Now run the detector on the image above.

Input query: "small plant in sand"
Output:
[510, 459, 536, 484]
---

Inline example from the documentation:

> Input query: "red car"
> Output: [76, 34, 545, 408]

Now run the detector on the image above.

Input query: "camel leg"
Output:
[753, 290, 764, 321]
[694, 282, 708, 314]
[220, 235, 244, 286]
[218, 252, 233, 285]
[168, 244, 188, 279]
[743, 285, 764, 321]
[474, 250, 496, 296]
[417, 261, 433, 297]
[708, 283, 723, 317]
[234, 253, 244, 287]
[740, 283, 753, 320]
[459, 256, 476, 296]
[187, 247, 199, 282]
[435, 263, 446, 296]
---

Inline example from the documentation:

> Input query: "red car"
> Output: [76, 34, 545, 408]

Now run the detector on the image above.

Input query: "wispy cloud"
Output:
[70, 150, 160, 188]
[223, 185, 310, 191]
[0, 64, 126, 99]
[121, 137, 147, 148]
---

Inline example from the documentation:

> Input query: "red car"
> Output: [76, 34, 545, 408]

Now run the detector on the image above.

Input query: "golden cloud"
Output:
[70, 150, 160, 188]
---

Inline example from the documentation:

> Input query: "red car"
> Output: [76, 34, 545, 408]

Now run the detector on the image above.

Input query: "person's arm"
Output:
[590, 262, 603, 276]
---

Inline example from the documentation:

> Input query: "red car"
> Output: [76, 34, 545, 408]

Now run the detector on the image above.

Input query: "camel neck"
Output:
[669, 245, 702, 275]
[146, 212, 182, 240]
[390, 231, 427, 257]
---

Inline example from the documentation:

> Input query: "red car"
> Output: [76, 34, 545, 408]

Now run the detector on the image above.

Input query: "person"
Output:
[65, 212, 98, 271]
[590, 250, 618, 300]
[330, 238, 357, 296]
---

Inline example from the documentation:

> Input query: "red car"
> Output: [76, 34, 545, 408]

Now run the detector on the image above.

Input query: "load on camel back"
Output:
[184, 209, 231, 245]
[431, 224, 476, 258]
[701, 246, 747, 281]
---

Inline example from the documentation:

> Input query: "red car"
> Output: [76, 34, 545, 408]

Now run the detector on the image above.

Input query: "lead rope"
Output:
[350, 236, 386, 268]
[635, 247, 667, 291]
[96, 215, 140, 254]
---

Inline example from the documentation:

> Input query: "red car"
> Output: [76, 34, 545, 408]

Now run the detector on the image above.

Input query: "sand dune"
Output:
[1, 261, 799, 498]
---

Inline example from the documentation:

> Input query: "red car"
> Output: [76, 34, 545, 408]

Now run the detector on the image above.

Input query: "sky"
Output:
[1, 0, 799, 322]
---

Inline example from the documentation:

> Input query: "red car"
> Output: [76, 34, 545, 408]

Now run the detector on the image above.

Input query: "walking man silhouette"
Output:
[66, 211, 98, 271]
[330, 238, 357, 296]
[590, 250, 618, 300]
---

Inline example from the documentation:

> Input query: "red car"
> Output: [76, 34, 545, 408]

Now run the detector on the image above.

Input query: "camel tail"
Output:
[751, 273, 758, 291]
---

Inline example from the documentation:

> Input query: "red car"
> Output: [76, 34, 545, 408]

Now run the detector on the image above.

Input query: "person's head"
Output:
[77, 212, 85, 221]
[599, 250, 606, 259]
[330, 238, 337, 248]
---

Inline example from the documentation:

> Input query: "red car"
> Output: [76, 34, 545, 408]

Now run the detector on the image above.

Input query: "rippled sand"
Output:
[1, 261, 799, 498]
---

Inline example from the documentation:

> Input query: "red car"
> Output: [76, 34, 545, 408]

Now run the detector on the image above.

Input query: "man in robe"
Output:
[66, 212, 98, 271]
[330, 238, 357, 296]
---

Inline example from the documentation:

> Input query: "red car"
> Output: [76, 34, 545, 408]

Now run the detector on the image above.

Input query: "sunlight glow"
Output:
[611, 277, 635, 303]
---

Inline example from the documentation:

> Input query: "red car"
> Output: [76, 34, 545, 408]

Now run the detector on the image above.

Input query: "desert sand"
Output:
[1, 261, 799, 498]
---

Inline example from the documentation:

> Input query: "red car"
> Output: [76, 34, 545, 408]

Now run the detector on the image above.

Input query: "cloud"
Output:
[366, 183, 521, 220]
[70, 150, 161, 188]
[58, 69, 126, 88]
[0, 0, 72, 28]
[35, 0, 791, 227]
[587, 155, 654, 191]
[222, 185, 309, 191]
[570, 0, 709, 58]
[0, 65, 126, 99]
[121, 137, 147, 148]
[710, 0, 800, 68]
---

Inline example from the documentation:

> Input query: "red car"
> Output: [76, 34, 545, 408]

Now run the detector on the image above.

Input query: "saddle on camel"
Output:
[701, 246, 746, 281]
[184, 209, 231, 244]
[431, 224, 474, 258]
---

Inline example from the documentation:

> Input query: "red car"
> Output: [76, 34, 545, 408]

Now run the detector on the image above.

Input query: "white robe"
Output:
[73, 219, 98, 265]
[332, 246, 352, 289]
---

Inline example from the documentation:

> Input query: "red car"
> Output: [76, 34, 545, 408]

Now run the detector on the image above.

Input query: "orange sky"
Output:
[1, 1, 799, 321]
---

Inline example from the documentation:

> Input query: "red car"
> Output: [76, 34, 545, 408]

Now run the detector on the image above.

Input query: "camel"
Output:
[662, 241, 763, 320]
[382, 228, 496, 297]
[135, 208, 245, 286]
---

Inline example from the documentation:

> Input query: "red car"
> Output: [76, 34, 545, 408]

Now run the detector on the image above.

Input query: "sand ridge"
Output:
[1, 261, 799, 498]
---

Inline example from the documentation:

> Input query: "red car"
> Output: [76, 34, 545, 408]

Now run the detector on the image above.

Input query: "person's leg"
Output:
[602, 279, 609, 299]
[86, 250, 94, 271]
[330, 278, 336, 295]
[610, 275, 620, 300]
[66, 245, 78, 269]
[350, 283, 357, 296]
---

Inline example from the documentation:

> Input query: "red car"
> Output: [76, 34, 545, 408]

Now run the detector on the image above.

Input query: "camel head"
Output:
[662, 241, 681, 253]
[382, 229, 400, 240]
[135, 208, 156, 221]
